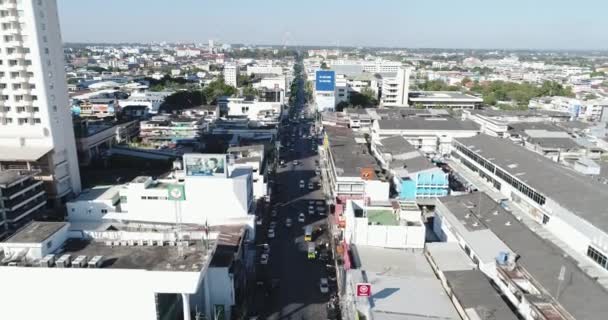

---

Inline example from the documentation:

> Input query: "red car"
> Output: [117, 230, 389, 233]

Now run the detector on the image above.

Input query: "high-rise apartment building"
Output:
[381, 66, 411, 107]
[0, 0, 81, 206]
[223, 63, 238, 87]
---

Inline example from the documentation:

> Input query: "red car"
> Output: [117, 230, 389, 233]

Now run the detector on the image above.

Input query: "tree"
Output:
[461, 77, 473, 86]
[590, 71, 606, 77]
[202, 76, 237, 104]
[242, 85, 258, 97]
[160, 91, 206, 113]
[320, 62, 329, 70]
[336, 101, 349, 112]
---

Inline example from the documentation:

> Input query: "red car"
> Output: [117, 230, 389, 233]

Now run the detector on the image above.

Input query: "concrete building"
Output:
[73, 119, 139, 166]
[380, 66, 411, 107]
[67, 154, 254, 233]
[246, 64, 283, 76]
[0, 0, 81, 205]
[451, 134, 608, 275]
[227, 144, 267, 199]
[223, 63, 239, 87]
[433, 193, 608, 320]
[139, 115, 205, 147]
[118, 91, 173, 115]
[0, 221, 219, 320]
[461, 109, 572, 137]
[409, 91, 483, 109]
[371, 116, 480, 155]
[371, 135, 448, 201]
[343, 245, 459, 320]
[0, 170, 46, 237]
[323, 126, 390, 204]
[341, 199, 425, 249]
[226, 97, 282, 124]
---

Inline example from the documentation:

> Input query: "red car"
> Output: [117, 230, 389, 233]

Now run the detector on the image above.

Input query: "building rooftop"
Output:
[5, 222, 68, 244]
[444, 270, 518, 320]
[377, 117, 479, 131]
[409, 91, 483, 102]
[377, 135, 417, 155]
[62, 238, 215, 272]
[438, 193, 608, 320]
[73, 185, 120, 202]
[325, 125, 379, 178]
[455, 134, 608, 235]
[425, 242, 476, 272]
[0, 145, 53, 162]
[367, 210, 398, 226]
[351, 246, 458, 320]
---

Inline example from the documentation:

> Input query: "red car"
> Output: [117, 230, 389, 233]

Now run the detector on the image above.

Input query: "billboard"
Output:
[315, 70, 335, 92]
[183, 154, 228, 178]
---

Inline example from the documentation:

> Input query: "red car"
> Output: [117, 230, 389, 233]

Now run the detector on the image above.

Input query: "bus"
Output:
[304, 226, 312, 242]
[307, 243, 316, 259]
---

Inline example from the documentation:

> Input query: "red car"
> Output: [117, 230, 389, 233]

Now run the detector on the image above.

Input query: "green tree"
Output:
[336, 101, 349, 112]
[202, 76, 237, 104]
[242, 85, 258, 97]
[320, 62, 329, 70]
[590, 71, 606, 77]
[159, 91, 207, 112]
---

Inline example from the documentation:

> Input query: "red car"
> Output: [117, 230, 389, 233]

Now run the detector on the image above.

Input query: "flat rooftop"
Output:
[444, 270, 518, 320]
[5, 222, 67, 244]
[367, 210, 398, 226]
[352, 246, 458, 320]
[425, 242, 476, 272]
[377, 117, 479, 131]
[63, 238, 214, 272]
[410, 91, 483, 102]
[455, 134, 608, 235]
[325, 125, 379, 178]
[73, 185, 120, 202]
[439, 193, 608, 320]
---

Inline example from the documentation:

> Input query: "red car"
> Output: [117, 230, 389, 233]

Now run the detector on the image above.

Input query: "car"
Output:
[316, 200, 325, 206]
[269, 221, 277, 229]
[319, 278, 329, 293]
[268, 229, 275, 239]
[299, 180, 305, 188]
[271, 209, 277, 217]
[293, 160, 299, 166]
[308, 200, 315, 206]
[260, 253, 269, 265]
[308, 182, 314, 190]
[280, 160, 285, 166]
[285, 218, 292, 228]
[298, 213, 305, 223]
[256, 217, 263, 226]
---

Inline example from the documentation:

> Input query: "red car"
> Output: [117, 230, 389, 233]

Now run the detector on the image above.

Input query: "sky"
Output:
[58, 0, 608, 50]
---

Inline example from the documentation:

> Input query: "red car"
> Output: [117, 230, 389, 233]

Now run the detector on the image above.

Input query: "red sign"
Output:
[356, 283, 372, 297]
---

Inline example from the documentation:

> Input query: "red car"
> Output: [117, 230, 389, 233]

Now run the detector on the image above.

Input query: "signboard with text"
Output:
[356, 283, 372, 297]
[315, 70, 335, 92]
[183, 154, 228, 178]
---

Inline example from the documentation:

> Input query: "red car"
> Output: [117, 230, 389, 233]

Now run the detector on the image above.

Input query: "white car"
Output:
[299, 180, 305, 188]
[293, 160, 299, 166]
[256, 217, 263, 226]
[285, 218, 292, 228]
[268, 229, 275, 239]
[308, 182, 314, 190]
[319, 278, 329, 293]
[260, 253, 269, 265]
[308, 206, 315, 215]
[298, 213, 305, 223]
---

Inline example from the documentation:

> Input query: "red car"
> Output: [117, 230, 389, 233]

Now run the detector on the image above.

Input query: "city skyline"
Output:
[58, 0, 608, 50]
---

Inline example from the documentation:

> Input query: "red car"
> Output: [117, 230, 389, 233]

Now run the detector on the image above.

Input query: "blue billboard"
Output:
[315, 70, 335, 92]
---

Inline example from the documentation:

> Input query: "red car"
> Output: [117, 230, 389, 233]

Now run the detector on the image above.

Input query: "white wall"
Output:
[364, 180, 390, 202]
[205, 267, 235, 320]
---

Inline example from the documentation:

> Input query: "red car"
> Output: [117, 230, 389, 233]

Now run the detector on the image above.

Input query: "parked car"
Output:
[299, 180, 305, 188]
[268, 229, 275, 239]
[298, 213, 306, 223]
[285, 218, 292, 228]
[260, 253, 269, 265]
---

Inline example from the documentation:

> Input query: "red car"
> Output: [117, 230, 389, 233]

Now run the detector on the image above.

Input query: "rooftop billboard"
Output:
[183, 154, 228, 178]
[315, 70, 335, 92]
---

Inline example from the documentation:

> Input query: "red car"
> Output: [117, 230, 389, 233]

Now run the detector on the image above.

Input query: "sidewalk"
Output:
[447, 158, 608, 289]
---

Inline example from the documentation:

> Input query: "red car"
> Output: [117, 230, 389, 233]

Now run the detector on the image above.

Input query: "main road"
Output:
[255, 60, 334, 320]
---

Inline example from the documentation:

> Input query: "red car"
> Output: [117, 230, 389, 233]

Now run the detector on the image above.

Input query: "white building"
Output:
[246, 64, 283, 76]
[223, 63, 239, 87]
[0, 0, 81, 204]
[67, 154, 255, 234]
[381, 66, 411, 107]
[118, 91, 173, 114]
[0, 221, 221, 320]
[226, 97, 282, 124]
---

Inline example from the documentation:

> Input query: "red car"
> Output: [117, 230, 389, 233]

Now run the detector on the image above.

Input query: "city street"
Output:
[253, 61, 335, 320]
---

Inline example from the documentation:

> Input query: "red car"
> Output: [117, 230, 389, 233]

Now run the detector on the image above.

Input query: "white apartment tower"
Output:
[223, 63, 238, 87]
[381, 66, 411, 107]
[0, 0, 81, 205]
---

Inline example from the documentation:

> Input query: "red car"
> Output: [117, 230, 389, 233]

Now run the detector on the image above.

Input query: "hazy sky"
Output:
[58, 0, 607, 50]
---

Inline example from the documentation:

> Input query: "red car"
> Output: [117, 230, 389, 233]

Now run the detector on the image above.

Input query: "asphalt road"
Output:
[255, 64, 333, 320]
